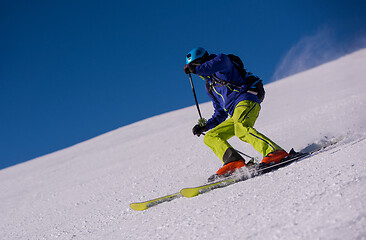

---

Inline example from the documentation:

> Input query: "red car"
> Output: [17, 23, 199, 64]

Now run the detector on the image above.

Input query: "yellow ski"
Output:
[181, 150, 310, 198]
[180, 177, 240, 198]
[131, 148, 326, 209]
[130, 192, 181, 211]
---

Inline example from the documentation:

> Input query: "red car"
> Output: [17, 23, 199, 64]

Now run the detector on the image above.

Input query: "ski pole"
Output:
[203, 133, 254, 160]
[188, 73, 203, 120]
[202, 132, 254, 160]
[235, 149, 254, 160]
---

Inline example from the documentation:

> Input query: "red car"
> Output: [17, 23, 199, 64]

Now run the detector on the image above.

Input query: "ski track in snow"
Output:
[1, 49, 366, 239]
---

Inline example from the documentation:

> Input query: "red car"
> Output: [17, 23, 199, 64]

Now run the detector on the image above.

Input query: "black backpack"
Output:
[208, 54, 265, 103]
[228, 54, 265, 103]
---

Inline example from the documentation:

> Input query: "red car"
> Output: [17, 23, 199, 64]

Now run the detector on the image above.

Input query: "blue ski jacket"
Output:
[194, 53, 260, 130]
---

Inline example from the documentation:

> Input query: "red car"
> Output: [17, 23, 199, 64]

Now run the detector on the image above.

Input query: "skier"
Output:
[184, 47, 289, 180]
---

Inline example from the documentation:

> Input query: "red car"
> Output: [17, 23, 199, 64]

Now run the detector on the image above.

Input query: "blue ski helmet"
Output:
[186, 47, 208, 64]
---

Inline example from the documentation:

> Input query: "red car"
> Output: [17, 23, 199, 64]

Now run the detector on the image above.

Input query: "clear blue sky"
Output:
[1, 0, 365, 169]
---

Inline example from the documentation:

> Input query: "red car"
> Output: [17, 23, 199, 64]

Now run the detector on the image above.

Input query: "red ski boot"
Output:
[216, 159, 246, 175]
[208, 159, 246, 182]
[261, 150, 289, 164]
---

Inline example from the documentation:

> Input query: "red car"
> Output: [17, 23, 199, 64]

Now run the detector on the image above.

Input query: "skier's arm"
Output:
[205, 96, 228, 130]
[195, 54, 232, 76]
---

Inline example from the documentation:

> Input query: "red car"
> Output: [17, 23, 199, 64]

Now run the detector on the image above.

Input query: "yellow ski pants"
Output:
[203, 100, 282, 164]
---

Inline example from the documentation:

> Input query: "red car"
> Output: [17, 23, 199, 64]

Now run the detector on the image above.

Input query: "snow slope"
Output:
[1, 49, 366, 240]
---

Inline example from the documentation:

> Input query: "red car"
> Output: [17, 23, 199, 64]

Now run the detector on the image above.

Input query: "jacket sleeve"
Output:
[195, 54, 232, 77]
[205, 92, 228, 130]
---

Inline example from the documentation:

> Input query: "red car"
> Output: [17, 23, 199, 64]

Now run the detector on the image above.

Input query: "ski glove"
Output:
[184, 64, 196, 74]
[192, 124, 207, 137]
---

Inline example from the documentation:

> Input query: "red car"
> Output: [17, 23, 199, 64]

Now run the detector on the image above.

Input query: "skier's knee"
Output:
[234, 124, 251, 138]
[203, 131, 215, 147]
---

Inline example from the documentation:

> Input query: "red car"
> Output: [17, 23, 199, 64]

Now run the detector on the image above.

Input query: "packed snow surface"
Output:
[1, 49, 366, 240]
